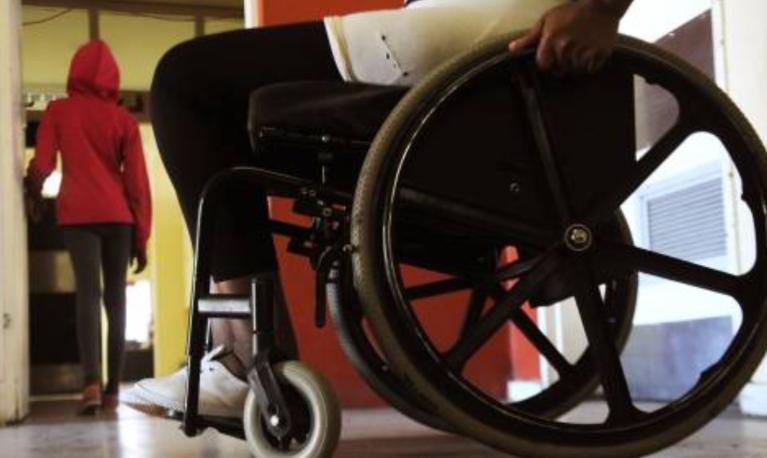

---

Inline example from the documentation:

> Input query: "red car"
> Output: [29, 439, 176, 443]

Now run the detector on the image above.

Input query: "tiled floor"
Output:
[2, 400, 767, 457]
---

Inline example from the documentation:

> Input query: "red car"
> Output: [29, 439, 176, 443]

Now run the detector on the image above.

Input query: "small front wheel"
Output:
[243, 361, 341, 458]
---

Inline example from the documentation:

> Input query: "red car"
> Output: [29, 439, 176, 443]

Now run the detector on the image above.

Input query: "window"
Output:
[640, 164, 727, 268]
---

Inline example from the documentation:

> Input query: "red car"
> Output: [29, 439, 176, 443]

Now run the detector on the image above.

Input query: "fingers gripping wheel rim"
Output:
[243, 361, 341, 458]
[352, 33, 767, 458]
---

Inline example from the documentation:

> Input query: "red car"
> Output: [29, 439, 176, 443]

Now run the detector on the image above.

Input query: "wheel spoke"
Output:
[570, 258, 640, 424]
[498, 288, 576, 377]
[517, 62, 572, 225]
[404, 277, 473, 301]
[398, 187, 555, 248]
[445, 252, 561, 371]
[597, 241, 744, 300]
[493, 255, 539, 283]
[586, 122, 690, 227]
[458, 289, 489, 342]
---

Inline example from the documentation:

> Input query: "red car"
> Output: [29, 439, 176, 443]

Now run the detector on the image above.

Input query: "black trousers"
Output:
[151, 22, 341, 281]
[62, 223, 132, 394]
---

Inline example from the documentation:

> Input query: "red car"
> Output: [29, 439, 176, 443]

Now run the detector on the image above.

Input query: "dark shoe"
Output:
[78, 383, 102, 416]
[102, 393, 119, 411]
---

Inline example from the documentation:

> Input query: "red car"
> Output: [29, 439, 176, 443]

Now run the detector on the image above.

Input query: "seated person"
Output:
[124, 0, 634, 417]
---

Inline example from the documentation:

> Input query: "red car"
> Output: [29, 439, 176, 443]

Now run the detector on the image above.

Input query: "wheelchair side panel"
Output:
[400, 63, 636, 233]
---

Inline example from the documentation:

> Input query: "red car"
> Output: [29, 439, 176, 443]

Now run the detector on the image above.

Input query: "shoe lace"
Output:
[200, 345, 239, 373]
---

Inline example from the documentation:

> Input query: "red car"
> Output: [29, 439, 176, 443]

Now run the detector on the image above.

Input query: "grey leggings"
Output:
[62, 223, 132, 394]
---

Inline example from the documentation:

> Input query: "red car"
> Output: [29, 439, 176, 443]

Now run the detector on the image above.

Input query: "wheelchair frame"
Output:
[174, 34, 767, 458]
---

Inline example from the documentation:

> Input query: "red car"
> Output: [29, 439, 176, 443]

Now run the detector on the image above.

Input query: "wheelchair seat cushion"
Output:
[249, 81, 408, 141]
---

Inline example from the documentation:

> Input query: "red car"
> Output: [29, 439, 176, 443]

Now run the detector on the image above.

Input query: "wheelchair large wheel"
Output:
[352, 34, 767, 458]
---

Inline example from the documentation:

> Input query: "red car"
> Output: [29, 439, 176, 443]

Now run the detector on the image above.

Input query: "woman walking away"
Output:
[25, 40, 152, 415]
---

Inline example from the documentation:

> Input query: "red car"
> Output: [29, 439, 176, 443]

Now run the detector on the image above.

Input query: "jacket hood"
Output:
[67, 40, 120, 101]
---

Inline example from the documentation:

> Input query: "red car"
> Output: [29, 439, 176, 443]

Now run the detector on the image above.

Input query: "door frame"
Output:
[0, 0, 30, 425]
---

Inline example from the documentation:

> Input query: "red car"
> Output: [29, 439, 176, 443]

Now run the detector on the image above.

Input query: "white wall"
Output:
[621, 0, 712, 42]
[244, 0, 258, 27]
[718, 0, 767, 416]
[0, 0, 30, 424]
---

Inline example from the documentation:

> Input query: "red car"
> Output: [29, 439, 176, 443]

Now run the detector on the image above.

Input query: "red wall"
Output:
[260, 0, 539, 408]
[258, 0, 400, 26]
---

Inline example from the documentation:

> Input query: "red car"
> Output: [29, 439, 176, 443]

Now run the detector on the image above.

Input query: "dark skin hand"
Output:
[509, 0, 634, 75]
[132, 249, 147, 274]
[25, 192, 45, 224]
[23, 177, 45, 224]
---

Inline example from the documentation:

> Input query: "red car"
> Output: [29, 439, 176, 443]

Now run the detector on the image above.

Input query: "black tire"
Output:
[352, 33, 767, 458]
[327, 265, 454, 431]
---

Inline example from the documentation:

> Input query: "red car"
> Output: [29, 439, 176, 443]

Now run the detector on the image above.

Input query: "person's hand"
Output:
[509, 0, 624, 75]
[132, 249, 148, 274]
[23, 177, 45, 223]
[25, 193, 44, 223]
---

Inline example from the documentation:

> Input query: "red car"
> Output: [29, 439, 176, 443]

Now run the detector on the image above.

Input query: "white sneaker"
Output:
[123, 346, 250, 418]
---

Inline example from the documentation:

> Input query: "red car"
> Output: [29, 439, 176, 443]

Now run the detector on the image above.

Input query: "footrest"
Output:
[198, 295, 250, 317]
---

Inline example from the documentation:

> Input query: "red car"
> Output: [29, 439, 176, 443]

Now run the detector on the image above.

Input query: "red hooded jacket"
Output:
[26, 40, 151, 258]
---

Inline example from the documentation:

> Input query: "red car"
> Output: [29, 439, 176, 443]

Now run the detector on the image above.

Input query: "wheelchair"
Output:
[176, 33, 767, 458]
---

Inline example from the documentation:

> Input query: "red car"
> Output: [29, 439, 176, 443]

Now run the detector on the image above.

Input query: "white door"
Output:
[0, 0, 30, 425]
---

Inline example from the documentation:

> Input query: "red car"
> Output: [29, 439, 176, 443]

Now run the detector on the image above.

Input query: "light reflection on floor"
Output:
[1, 400, 766, 457]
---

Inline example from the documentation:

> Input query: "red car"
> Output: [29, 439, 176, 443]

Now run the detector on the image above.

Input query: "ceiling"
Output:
[119, 0, 241, 9]
[23, 0, 244, 16]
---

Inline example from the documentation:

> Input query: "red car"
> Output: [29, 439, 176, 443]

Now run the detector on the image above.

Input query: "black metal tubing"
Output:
[170, 411, 246, 439]
[252, 277, 275, 356]
[204, 166, 353, 205]
[404, 277, 473, 301]
[258, 126, 371, 152]
[248, 277, 294, 440]
[398, 187, 555, 249]
[182, 166, 325, 437]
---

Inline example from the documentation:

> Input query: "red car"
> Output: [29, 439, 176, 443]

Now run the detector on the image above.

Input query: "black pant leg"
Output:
[62, 226, 103, 385]
[150, 22, 340, 281]
[98, 224, 132, 395]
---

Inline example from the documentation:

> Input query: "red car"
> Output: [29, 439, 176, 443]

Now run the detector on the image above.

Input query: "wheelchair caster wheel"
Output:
[243, 361, 341, 458]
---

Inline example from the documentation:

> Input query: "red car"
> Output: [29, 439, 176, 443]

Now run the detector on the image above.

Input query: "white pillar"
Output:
[0, 0, 30, 424]
[243, 0, 259, 28]
[718, 0, 767, 416]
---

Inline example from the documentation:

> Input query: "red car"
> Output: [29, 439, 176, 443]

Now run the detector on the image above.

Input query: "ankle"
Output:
[218, 352, 248, 380]
[79, 383, 102, 415]
[102, 393, 119, 410]
[83, 381, 101, 394]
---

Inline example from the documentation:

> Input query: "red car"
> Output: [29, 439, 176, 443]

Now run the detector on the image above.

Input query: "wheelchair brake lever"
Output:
[314, 246, 341, 328]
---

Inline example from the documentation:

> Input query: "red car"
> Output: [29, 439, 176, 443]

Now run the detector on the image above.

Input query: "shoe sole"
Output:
[122, 399, 173, 418]
[127, 384, 243, 419]
[78, 403, 100, 416]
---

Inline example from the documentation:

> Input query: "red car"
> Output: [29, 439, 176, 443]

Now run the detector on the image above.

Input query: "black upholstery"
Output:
[249, 81, 408, 142]
[247, 81, 408, 188]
